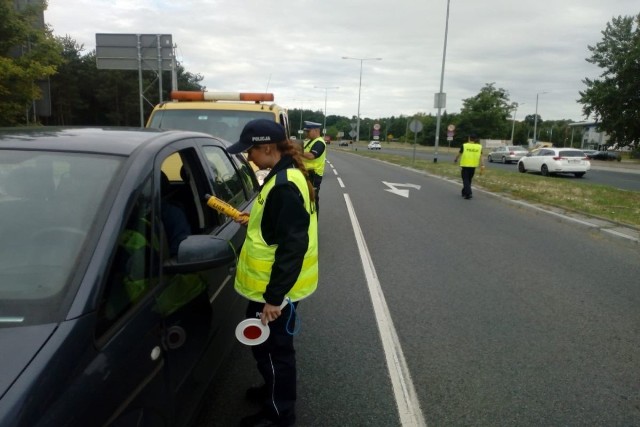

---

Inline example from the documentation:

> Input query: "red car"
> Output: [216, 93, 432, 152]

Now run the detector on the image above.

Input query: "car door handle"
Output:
[150, 346, 162, 361]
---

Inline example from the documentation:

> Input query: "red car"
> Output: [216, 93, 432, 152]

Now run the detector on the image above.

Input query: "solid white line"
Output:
[337, 177, 345, 188]
[210, 274, 232, 304]
[344, 193, 426, 427]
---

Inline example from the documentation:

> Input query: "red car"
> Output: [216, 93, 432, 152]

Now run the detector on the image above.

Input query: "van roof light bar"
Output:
[170, 91, 274, 103]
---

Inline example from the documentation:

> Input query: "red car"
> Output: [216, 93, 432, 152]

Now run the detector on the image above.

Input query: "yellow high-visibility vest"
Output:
[460, 142, 482, 167]
[302, 137, 327, 176]
[234, 168, 318, 302]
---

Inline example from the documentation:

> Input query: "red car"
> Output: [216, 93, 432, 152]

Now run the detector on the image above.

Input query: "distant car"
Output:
[368, 141, 381, 150]
[338, 140, 349, 147]
[487, 145, 529, 164]
[517, 147, 591, 177]
[587, 150, 622, 161]
[0, 127, 258, 426]
[581, 149, 598, 157]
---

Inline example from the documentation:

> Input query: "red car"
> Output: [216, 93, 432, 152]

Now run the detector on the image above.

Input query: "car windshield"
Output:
[0, 150, 123, 327]
[148, 109, 275, 142]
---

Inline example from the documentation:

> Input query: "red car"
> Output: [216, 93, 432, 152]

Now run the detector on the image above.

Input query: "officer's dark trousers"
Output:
[309, 172, 322, 213]
[246, 301, 298, 422]
[461, 167, 476, 198]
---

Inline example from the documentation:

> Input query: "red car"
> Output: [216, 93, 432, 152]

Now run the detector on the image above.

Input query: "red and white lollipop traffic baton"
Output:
[235, 300, 289, 346]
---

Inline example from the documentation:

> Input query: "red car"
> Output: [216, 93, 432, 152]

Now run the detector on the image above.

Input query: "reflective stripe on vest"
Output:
[460, 142, 482, 167]
[302, 137, 327, 176]
[234, 168, 318, 302]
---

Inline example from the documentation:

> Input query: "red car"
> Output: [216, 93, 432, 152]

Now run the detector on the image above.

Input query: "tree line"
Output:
[289, 84, 582, 148]
[1, 1, 638, 151]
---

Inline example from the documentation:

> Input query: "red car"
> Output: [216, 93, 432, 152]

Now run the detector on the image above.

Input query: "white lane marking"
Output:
[382, 182, 422, 198]
[337, 177, 345, 188]
[344, 193, 426, 427]
[210, 274, 232, 304]
[333, 168, 338, 175]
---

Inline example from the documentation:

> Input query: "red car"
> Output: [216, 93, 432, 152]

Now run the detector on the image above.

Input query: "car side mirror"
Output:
[164, 235, 235, 274]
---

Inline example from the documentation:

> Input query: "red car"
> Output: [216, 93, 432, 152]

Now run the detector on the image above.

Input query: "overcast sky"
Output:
[46, 0, 638, 122]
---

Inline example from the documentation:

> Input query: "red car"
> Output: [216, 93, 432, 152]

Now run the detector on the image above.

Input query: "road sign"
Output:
[349, 130, 357, 138]
[96, 33, 173, 71]
[409, 119, 423, 133]
[447, 124, 455, 131]
[373, 123, 381, 131]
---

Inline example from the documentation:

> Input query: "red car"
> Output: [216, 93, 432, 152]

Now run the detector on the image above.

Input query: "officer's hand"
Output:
[261, 303, 282, 325]
[235, 212, 250, 226]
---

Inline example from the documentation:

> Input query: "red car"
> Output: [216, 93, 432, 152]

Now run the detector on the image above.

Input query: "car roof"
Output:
[0, 127, 217, 156]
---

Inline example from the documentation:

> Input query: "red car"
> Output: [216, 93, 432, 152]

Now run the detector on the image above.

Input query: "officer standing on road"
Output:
[226, 119, 318, 427]
[454, 134, 484, 199]
[301, 121, 326, 212]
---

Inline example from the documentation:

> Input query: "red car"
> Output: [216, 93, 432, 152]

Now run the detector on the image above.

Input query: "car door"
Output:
[90, 174, 172, 426]
[153, 138, 255, 424]
[526, 149, 542, 169]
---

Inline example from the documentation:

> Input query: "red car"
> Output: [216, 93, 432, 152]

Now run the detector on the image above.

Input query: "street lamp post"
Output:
[533, 92, 547, 145]
[314, 86, 339, 137]
[510, 102, 524, 144]
[433, 0, 451, 163]
[342, 56, 382, 143]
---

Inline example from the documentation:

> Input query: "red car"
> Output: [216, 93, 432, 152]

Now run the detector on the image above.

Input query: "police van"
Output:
[147, 91, 290, 144]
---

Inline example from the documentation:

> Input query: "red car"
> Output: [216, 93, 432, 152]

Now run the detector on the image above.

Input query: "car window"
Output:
[0, 150, 123, 327]
[201, 146, 248, 209]
[160, 147, 218, 234]
[561, 150, 586, 157]
[97, 174, 159, 336]
[229, 153, 259, 198]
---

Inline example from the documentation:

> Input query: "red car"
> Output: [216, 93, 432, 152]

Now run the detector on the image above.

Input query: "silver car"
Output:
[487, 145, 529, 164]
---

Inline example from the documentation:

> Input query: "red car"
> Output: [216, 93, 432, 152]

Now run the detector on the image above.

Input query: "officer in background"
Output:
[454, 134, 484, 199]
[301, 121, 326, 213]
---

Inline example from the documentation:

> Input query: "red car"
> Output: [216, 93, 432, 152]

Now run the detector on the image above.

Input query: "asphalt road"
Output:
[193, 151, 640, 426]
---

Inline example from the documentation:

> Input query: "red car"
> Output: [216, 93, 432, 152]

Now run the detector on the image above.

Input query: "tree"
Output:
[579, 14, 640, 148]
[0, 0, 62, 125]
[457, 83, 512, 140]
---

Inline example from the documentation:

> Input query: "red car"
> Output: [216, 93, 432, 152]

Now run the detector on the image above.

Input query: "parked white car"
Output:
[368, 141, 381, 150]
[517, 147, 590, 177]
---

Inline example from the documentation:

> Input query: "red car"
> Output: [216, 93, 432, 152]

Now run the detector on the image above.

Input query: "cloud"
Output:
[46, 0, 638, 121]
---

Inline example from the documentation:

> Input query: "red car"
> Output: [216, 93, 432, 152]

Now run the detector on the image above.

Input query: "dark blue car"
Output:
[0, 127, 258, 426]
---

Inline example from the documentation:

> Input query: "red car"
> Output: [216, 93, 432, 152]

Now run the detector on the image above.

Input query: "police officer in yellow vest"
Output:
[454, 134, 485, 199]
[226, 119, 318, 427]
[301, 121, 326, 212]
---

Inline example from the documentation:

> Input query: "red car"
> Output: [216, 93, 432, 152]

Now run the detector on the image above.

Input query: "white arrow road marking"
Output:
[382, 182, 422, 198]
